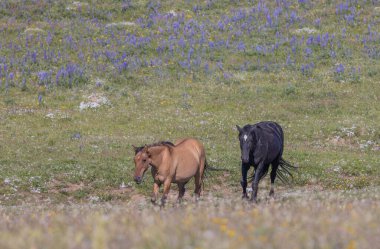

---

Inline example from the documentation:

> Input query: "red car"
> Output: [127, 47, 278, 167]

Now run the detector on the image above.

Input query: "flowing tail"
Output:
[204, 159, 231, 173]
[248, 158, 297, 183]
[276, 158, 298, 184]
[202, 159, 231, 190]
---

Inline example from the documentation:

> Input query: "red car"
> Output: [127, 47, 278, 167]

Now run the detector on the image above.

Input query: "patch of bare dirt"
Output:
[48, 179, 84, 194]
[327, 136, 355, 148]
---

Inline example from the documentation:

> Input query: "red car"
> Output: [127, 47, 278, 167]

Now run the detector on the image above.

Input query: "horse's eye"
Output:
[142, 159, 147, 163]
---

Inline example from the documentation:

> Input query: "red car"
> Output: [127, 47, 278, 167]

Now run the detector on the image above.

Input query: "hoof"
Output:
[242, 193, 249, 199]
[249, 197, 258, 204]
[160, 198, 166, 207]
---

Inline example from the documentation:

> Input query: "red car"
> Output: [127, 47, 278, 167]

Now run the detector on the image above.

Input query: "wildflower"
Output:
[38, 94, 43, 105]
[335, 64, 345, 74]
[305, 47, 313, 57]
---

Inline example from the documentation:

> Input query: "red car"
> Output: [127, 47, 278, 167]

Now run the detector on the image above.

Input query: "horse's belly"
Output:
[174, 164, 198, 183]
[173, 174, 193, 183]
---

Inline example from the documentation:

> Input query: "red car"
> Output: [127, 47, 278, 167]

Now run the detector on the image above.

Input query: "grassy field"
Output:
[0, 0, 379, 248]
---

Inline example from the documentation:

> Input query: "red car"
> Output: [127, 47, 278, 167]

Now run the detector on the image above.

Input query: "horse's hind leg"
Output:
[194, 158, 205, 200]
[194, 171, 202, 200]
[177, 183, 186, 203]
[270, 160, 279, 197]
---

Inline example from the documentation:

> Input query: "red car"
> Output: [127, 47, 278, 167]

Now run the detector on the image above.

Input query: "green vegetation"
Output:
[0, 0, 379, 247]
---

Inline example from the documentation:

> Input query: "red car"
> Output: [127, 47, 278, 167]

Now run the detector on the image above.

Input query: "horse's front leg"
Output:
[160, 178, 172, 207]
[151, 180, 161, 204]
[250, 162, 266, 203]
[241, 163, 250, 199]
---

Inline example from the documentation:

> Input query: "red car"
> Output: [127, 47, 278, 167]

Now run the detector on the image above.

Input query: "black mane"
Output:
[134, 141, 175, 155]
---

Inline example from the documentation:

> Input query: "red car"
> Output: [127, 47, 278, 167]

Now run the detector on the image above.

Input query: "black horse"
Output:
[236, 121, 295, 202]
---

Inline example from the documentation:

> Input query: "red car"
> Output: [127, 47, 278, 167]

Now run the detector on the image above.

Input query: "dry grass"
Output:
[1, 187, 379, 249]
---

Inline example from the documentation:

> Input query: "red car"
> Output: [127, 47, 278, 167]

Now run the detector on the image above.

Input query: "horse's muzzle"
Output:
[134, 176, 142, 184]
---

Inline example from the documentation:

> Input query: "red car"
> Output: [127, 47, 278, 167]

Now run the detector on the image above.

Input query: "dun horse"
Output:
[237, 121, 296, 203]
[133, 138, 207, 206]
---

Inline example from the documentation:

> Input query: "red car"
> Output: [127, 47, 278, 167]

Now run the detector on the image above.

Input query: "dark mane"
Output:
[134, 141, 175, 155]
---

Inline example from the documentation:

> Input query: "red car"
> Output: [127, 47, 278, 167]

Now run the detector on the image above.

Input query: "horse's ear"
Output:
[236, 125, 242, 133]
[132, 145, 138, 153]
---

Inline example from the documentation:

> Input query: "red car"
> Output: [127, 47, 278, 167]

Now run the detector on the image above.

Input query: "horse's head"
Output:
[236, 125, 254, 164]
[133, 146, 151, 184]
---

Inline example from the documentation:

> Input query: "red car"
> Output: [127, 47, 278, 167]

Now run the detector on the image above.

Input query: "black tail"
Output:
[202, 159, 231, 190]
[204, 159, 231, 173]
[248, 158, 297, 183]
[276, 158, 297, 184]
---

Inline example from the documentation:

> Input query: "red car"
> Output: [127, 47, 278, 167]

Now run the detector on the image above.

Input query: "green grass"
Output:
[0, 1, 379, 248]
[0, 71, 378, 203]
[0, 0, 379, 209]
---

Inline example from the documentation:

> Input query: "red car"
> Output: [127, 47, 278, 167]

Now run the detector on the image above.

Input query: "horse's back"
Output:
[172, 138, 205, 182]
[254, 121, 283, 143]
[253, 121, 284, 160]
[175, 137, 203, 149]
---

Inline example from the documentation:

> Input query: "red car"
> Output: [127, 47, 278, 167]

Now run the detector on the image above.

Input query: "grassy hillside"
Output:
[0, 0, 379, 203]
[0, 1, 380, 248]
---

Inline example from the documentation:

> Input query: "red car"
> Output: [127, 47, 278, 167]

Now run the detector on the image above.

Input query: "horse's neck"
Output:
[149, 146, 168, 168]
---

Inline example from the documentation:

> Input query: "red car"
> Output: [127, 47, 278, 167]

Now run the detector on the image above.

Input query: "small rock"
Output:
[105, 22, 136, 28]
[66, 1, 89, 11]
[120, 182, 127, 189]
[167, 10, 178, 17]
[24, 28, 45, 34]
[294, 27, 318, 34]
[45, 113, 55, 119]
[79, 93, 110, 111]
[72, 133, 81, 139]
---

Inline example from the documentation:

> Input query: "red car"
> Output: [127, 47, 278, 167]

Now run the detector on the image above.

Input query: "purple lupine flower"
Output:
[178, 36, 186, 48]
[305, 47, 312, 57]
[208, 41, 215, 49]
[31, 51, 37, 63]
[335, 64, 345, 74]
[344, 14, 355, 25]
[330, 50, 337, 58]
[179, 60, 190, 70]
[38, 71, 50, 85]
[223, 72, 232, 79]
[256, 45, 265, 54]
[266, 13, 272, 27]
[286, 54, 292, 65]
[216, 61, 223, 71]
[321, 33, 329, 47]
[273, 8, 281, 22]
[187, 47, 194, 61]
[8, 72, 14, 80]
[314, 18, 321, 27]
[237, 41, 245, 51]
[342, 28, 346, 38]
[204, 63, 209, 74]
[46, 31, 53, 45]
[306, 36, 313, 46]
[217, 21, 225, 31]
[289, 11, 298, 24]
[173, 21, 180, 34]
